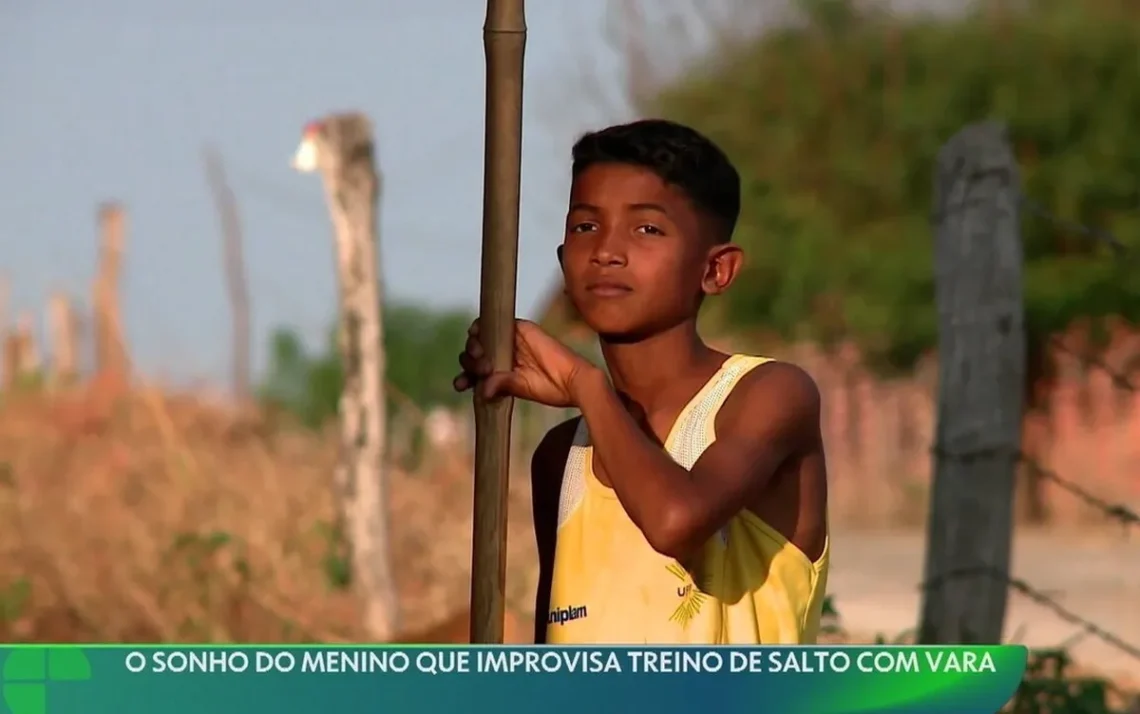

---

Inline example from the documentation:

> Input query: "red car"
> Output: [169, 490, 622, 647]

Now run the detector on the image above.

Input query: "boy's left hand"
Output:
[453, 319, 596, 408]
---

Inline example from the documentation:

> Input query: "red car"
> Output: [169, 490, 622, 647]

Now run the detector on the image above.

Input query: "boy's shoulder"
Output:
[716, 358, 821, 438]
[735, 358, 818, 396]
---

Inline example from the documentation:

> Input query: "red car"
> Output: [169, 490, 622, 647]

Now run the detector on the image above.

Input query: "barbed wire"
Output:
[1021, 455, 1140, 531]
[932, 446, 1140, 531]
[1049, 337, 1137, 393]
[926, 194, 1140, 700]
[922, 566, 1140, 664]
[1020, 196, 1130, 258]
[1014, 198, 1140, 530]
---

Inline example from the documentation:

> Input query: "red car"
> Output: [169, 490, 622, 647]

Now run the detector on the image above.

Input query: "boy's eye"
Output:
[636, 225, 664, 236]
[570, 222, 597, 233]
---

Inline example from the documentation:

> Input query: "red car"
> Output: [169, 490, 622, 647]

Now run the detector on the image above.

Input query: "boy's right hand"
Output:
[453, 318, 597, 409]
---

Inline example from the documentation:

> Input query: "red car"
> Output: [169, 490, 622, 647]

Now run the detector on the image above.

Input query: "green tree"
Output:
[259, 303, 475, 429]
[647, 0, 1140, 374]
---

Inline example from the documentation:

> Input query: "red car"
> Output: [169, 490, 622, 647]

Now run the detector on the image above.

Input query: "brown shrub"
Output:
[0, 386, 538, 643]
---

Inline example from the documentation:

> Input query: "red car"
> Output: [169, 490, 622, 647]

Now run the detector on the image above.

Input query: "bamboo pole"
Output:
[470, 0, 526, 645]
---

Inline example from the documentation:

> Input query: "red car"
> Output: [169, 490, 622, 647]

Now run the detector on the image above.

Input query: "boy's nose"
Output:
[590, 230, 627, 266]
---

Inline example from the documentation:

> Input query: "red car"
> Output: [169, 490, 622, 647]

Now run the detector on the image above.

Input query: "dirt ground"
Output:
[827, 529, 1140, 682]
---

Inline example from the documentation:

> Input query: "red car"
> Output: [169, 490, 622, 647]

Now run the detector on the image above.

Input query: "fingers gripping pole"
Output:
[471, 0, 526, 645]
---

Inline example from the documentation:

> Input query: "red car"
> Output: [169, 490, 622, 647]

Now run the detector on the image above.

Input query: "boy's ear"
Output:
[701, 243, 744, 296]
[556, 245, 565, 271]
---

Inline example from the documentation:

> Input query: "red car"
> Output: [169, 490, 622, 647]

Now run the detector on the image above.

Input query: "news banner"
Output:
[1, 644, 1026, 714]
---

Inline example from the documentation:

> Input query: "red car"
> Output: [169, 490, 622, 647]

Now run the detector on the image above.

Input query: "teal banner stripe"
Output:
[1, 645, 1026, 714]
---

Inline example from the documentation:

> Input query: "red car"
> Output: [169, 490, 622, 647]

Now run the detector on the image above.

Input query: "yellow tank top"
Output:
[545, 354, 830, 645]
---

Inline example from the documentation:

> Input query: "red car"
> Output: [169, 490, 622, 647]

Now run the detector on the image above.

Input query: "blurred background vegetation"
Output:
[654, 0, 1140, 379]
[260, 302, 474, 429]
[271, 0, 1140, 428]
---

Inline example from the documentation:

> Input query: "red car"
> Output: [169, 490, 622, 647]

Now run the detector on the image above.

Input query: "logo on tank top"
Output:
[666, 562, 708, 628]
[548, 604, 589, 627]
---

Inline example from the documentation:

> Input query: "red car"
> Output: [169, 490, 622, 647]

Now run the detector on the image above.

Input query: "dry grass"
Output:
[0, 383, 539, 643]
[2, 326, 1138, 649]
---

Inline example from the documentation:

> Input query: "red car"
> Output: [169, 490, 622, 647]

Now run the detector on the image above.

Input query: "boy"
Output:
[453, 119, 829, 645]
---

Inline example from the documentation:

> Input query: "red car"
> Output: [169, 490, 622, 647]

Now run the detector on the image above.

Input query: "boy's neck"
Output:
[598, 320, 725, 409]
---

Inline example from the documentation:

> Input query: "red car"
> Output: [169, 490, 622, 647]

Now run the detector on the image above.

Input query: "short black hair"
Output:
[570, 119, 741, 242]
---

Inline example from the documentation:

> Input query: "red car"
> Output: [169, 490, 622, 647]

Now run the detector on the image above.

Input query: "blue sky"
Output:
[1, 0, 648, 384]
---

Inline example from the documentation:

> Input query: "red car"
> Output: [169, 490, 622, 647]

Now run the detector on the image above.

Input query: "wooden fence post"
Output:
[292, 114, 399, 640]
[0, 274, 8, 336]
[0, 274, 10, 391]
[917, 121, 1026, 644]
[93, 203, 129, 384]
[47, 291, 79, 388]
[1, 337, 16, 391]
[203, 147, 252, 402]
[14, 311, 40, 383]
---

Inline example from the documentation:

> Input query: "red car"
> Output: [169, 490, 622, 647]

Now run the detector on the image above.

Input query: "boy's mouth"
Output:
[585, 280, 634, 297]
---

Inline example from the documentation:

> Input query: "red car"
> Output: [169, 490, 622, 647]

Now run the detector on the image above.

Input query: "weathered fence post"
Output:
[0, 274, 11, 391]
[47, 291, 79, 388]
[1, 310, 40, 388]
[918, 121, 1026, 644]
[203, 146, 252, 402]
[0, 336, 16, 391]
[93, 203, 129, 383]
[292, 113, 399, 641]
[14, 312, 40, 382]
[0, 274, 8, 338]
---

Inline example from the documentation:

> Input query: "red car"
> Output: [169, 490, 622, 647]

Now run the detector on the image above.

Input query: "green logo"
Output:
[1, 648, 92, 714]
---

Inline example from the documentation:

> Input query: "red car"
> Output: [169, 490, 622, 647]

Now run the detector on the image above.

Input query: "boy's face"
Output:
[559, 162, 742, 340]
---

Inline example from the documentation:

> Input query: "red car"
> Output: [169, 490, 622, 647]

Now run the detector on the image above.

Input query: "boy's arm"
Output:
[571, 362, 820, 564]
[529, 417, 579, 644]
